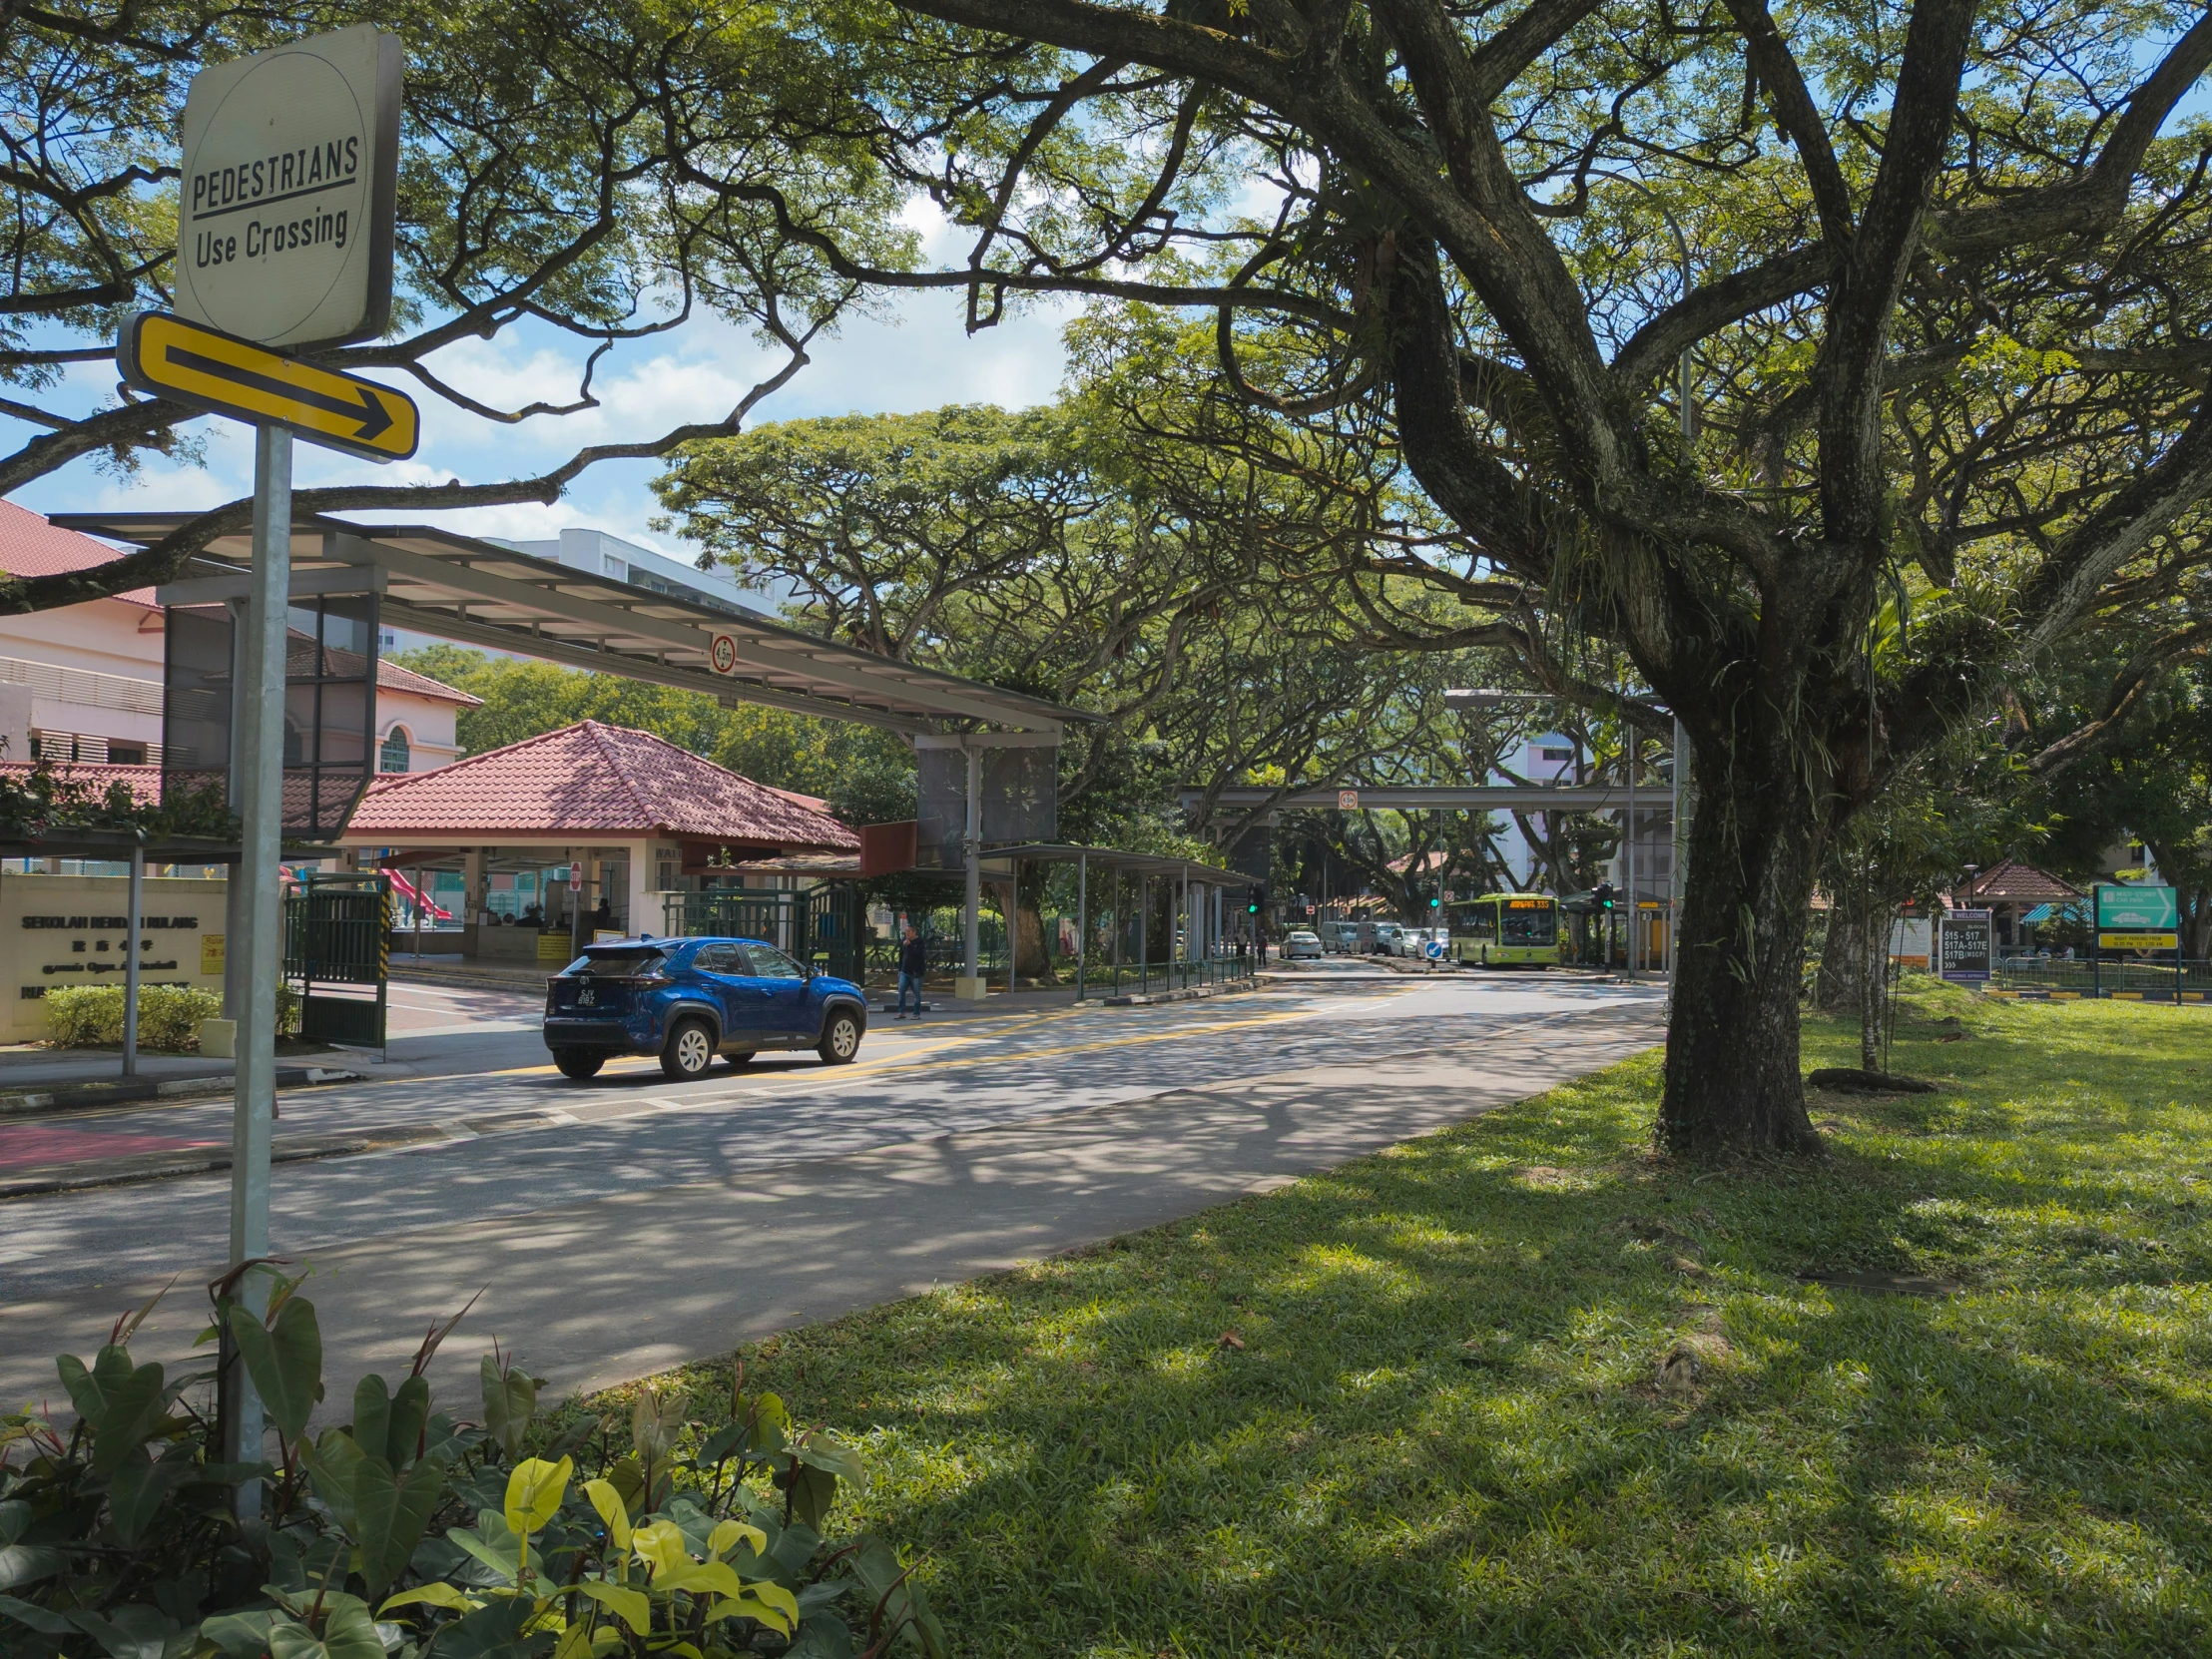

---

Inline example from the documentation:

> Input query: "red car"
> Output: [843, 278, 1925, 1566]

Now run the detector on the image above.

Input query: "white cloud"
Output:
[6, 273, 1075, 556]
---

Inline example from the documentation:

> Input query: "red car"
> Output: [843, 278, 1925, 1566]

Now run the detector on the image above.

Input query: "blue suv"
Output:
[542, 936, 869, 1081]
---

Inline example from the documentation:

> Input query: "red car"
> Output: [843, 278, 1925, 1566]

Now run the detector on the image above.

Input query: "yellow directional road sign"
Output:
[118, 310, 417, 462]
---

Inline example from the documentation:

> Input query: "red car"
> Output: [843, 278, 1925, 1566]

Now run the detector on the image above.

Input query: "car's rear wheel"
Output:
[661, 1017, 716, 1080]
[818, 1007, 861, 1065]
[553, 1048, 605, 1080]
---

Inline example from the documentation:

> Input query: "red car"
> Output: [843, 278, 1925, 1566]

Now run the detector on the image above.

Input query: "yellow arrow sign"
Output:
[118, 310, 418, 461]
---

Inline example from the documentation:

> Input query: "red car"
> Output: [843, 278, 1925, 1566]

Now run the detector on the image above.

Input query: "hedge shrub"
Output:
[44, 984, 222, 1050]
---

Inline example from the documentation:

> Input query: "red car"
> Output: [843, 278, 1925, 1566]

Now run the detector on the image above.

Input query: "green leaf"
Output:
[479, 1355, 536, 1461]
[228, 1300, 323, 1442]
[445, 1521, 522, 1585]
[57, 1347, 170, 1473]
[431, 1596, 537, 1659]
[788, 1462, 837, 1533]
[354, 1453, 447, 1601]
[792, 1430, 866, 1488]
[349, 1376, 391, 1469]
[266, 1603, 385, 1659]
[199, 1610, 277, 1659]
[783, 1613, 856, 1659]
[106, 1444, 198, 1547]
[0, 1541, 66, 1593]
[0, 1500, 30, 1546]
[68, 1604, 178, 1659]
[300, 1428, 366, 1532]
[386, 1376, 431, 1469]
[0, 1593, 76, 1635]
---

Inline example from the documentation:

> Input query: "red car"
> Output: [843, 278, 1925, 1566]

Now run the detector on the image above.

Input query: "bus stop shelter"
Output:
[970, 841, 1254, 1001]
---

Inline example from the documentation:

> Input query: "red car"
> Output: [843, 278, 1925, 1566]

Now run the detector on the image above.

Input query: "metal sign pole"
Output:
[226, 421, 290, 1484]
[1624, 726, 1637, 975]
[121, 839, 145, 1077]
[963, 744, 982, 987]
[1075, 850, 1088, 1002]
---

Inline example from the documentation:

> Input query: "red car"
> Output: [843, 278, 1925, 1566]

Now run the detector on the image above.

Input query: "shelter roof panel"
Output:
[58, 512, 1090, 735]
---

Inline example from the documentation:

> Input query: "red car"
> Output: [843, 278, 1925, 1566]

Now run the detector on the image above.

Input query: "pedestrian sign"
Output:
[119, 310, 418, 461]
[176, 25, 401, 347]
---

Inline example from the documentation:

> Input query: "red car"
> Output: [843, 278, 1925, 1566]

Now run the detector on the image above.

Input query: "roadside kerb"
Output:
[0, 1064, 365, 1121]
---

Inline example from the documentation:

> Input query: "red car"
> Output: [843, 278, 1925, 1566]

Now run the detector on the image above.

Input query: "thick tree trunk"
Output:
[1015, 903, 1050, 977]
[1814, 907, 1863, 1012]
[1660, 759, 1826, 1158]
[1859, 905, 1890, 1072]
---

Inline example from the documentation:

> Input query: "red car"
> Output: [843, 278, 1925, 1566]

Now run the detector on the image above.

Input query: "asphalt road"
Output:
[1, 969, 1666, 1408]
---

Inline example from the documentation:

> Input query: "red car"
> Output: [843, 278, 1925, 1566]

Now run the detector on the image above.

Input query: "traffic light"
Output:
[1428, 894, 1442, 909]
[1246, 885, 1266, 915]
[1594, 881, 1617, 911]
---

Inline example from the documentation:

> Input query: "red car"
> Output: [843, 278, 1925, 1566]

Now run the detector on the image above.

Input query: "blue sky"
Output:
[12, 211, 1075, 562]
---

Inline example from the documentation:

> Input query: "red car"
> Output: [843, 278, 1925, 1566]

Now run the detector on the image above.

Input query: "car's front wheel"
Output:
[818, 1007, 861, 1065]
[553, 1048, 604, 1080]
[661, 1017, 716, 1081]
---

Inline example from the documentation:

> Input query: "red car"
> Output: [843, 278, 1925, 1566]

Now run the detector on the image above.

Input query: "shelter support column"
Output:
[626, 841, 654, 937]
[955, 744, 987, 1000]
[463, 848, 485, 952]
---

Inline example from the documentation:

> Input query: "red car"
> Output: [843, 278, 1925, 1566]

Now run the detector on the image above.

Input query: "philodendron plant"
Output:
[0, 1271, 946, 1658]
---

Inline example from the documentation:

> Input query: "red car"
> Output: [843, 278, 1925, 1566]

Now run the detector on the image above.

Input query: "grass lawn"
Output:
[598, 984, 2212, 1656]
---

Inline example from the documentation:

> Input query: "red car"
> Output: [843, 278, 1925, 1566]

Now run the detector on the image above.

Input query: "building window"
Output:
[1540, 747, 1573, 763]
[379, 727, 411, 773]
[109, 744, 146, 765]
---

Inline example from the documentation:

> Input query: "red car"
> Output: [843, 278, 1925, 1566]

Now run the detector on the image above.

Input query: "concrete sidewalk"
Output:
[1, 1003, 1662, 1413]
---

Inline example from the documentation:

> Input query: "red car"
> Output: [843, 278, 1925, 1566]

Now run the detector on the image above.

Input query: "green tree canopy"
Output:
[756, 0, 2212, 1155]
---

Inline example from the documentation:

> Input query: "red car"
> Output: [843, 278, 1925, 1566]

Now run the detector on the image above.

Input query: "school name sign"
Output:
[175, 25, 400, 349]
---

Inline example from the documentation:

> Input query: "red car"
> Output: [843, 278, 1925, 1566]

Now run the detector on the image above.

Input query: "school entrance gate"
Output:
[282, 872, 389, 1048]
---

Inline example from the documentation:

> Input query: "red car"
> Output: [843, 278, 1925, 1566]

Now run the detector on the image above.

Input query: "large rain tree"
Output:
[0, 0, 923, 607]
[808, 0, 2212, 1154]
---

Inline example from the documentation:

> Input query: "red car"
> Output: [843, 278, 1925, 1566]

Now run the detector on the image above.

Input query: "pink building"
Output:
[0, 501, 477, 774]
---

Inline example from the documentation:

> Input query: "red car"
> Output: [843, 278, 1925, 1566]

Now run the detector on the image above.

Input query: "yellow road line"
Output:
[483, 992, 1407, 1089]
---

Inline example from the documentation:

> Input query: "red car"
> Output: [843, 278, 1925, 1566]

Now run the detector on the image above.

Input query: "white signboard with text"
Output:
[176, 26, 401, 347]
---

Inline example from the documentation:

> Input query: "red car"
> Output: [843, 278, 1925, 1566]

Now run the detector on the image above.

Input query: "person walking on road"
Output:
[895, 922, 926, 1019]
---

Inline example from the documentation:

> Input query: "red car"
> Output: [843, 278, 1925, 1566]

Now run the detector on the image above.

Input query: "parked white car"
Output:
[1281, 928, 1325, 960]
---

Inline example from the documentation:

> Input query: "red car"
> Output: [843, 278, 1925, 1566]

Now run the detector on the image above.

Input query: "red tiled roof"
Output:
[375, 659, 481, 707]
[0, 761, 161, 804]
[344, 721, 859, 848]
[1957, 857, 2082, 904]
[0, 502, 157, 609]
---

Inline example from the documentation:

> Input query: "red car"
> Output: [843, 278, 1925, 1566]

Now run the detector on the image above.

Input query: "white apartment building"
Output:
[1489, 730, 1675, 904]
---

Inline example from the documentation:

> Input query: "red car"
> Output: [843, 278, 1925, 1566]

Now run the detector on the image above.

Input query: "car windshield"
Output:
[566, 947, 665, 977]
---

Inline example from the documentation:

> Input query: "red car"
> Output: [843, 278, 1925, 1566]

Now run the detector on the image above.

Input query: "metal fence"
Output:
[1087, 952, 1258, 998]
[1991, 955, 2212, 999]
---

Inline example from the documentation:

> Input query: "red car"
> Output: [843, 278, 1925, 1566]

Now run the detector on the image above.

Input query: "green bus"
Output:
[1448, 892, 1560, 967]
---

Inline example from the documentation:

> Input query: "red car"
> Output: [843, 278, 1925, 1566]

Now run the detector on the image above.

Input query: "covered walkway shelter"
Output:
[337, 720, 859, 964]
[59, 511, 1095, 984]
[970, 842, 1257, 1001]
